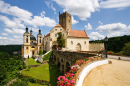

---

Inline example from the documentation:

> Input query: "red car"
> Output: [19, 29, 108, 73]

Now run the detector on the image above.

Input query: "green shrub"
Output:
[123, 42, 130, 56]
[9, 79, 28, 86]
[43, 51, 53, 61]
[39, 50, 43, 55]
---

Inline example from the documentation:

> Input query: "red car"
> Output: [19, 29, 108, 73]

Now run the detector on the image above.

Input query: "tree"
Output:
[57, 32, 65, 49]
[123, 42, 130, 56]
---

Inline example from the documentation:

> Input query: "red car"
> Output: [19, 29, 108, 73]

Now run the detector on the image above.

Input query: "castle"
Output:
[22, 11, 104, 58]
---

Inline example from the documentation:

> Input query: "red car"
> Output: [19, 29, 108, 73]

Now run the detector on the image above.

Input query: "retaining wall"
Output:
[75, 58, 108, 86]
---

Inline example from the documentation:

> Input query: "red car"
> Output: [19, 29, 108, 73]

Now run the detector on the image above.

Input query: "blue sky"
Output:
[0, 0, 130, 45]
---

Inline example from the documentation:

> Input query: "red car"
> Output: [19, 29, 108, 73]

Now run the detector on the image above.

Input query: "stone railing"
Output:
[75, 57, 108, 86]
[74, 57, 101, 82]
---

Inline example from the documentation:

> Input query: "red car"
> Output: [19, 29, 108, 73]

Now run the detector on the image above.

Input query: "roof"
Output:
[55, 24, 62, 27]
[30, 35, 36, 40]
[30, 42, 37, 46]
[44, 33, 50, 37]
[67, 30, 88, 38]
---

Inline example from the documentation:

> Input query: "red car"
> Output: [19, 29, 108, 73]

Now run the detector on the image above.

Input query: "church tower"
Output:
[37, 29, 43, 54]
[23, 27, 30, 58]
[59, 11, 72, 32]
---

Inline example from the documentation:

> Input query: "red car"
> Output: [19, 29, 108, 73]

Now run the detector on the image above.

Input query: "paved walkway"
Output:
[108, 55, 130, 61]
[82, 59, 130, 86]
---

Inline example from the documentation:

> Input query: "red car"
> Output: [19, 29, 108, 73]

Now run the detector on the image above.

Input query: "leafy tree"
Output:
[57, 32, 65, 49]
[123, 42, 130, 56]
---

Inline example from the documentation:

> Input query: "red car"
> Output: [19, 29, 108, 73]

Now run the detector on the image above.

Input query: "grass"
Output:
[27, 58, 41, 65]
[22, 61, 62, 86]
[22, 63, 50, 81]
[28, 82, 48, 86]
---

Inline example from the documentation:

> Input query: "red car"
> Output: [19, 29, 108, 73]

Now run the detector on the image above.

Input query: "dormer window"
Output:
[55, 29, 57, 31]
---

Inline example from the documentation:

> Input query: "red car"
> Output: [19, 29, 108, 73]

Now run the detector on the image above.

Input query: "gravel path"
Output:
[82, 59, 130, 86]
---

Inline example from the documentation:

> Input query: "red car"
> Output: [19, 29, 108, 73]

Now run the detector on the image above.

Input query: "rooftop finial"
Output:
[26, 25, 28, 32]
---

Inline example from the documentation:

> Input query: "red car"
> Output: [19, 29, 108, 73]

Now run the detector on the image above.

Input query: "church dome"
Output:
[30, 35, 36, 40]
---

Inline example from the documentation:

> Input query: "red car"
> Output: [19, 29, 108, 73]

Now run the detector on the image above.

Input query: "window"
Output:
[26, 47, 28, 49]
[55, 33, 57, 37]
[27, 36, 28, 37]
[71, 41, 73, 45]
[84, 41, 86, 44]
[55, 29, 57, 31]
[31, 41, 33, 43]
[40, 39, 41, 43]
[40, 37, 41, 38]
[67, 29, 69, 31]
[26, 38, 28, 43]
[47, 38, 48, 40]
[40, 47, 41, 50]
[60, 29, 62, 31]
[63, 33, 64, 37]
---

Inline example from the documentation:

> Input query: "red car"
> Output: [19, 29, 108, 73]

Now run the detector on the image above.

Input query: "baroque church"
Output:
[22, 12, 105, 58]
[21, 28, 43, 58]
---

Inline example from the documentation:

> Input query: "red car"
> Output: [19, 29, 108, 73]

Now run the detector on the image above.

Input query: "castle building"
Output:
[44, 12, 89, 52]
[21, 27, 43, 58]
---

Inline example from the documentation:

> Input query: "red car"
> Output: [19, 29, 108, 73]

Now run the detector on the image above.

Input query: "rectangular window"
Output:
[55, 29, 57, 31]
[63, 33, 64, 36]
[60, 29, 62, 31]
[55, 34, 57, 37]
[84, 41, 86, 44]
[26, 47, 28, 49]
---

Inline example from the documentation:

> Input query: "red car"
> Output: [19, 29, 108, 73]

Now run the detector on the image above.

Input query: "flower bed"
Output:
[57, 56, 101, 86]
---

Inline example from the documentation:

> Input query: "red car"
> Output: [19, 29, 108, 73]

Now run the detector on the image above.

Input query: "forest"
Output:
[0, 52, 26, 85]
[0, 45, 21, 55]
[90, 35, 130, 53]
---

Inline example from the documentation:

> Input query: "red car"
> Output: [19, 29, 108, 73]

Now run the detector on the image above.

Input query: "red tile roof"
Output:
[67, 30, 88, 38]
[55, 24, 62, 27]
[44, 33, 50, 37]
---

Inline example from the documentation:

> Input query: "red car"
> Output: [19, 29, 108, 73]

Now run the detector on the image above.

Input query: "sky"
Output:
[0, 0, 130, 45]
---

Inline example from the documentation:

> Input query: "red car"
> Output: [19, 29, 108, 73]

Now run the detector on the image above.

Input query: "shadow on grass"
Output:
[48, 58, 62, 86]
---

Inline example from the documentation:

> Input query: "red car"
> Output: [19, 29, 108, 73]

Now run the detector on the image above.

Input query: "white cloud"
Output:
[0, 36, 22, 45]
[85, 23, 92, 30]
[96, 23, 129, 37]
[2, 33, 8, 36]
[100, 0, 130, 10]
[0, 15, 25, 28]
[89, 32, 105, 40]
[0, 0, 32, 19]
[72, 16, 79, 24]
[54, 0, 100, 20]
[98, 21, 103, 25]
[13, 35, 22, 38]
[4, 28, 25, 34]
[45, 1, 56, 14]
[40, 11, 46, 17]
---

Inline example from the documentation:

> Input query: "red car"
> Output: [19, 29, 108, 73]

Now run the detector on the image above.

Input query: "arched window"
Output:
[40, 39, 41, 43]
[26, 38, 28, 43]
[71, 41, 73, 45]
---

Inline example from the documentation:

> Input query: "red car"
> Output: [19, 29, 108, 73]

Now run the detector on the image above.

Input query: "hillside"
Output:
[89, 35, 130, 53]
[0, 45, 21, 55]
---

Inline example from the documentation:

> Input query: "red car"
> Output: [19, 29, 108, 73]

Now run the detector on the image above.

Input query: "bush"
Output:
[43, 51, 53, 60]
[43, 50, 46, 54]
[9, 79, 28, 86]
[39, 50, 43, 55]
[123, 42, 130, 56]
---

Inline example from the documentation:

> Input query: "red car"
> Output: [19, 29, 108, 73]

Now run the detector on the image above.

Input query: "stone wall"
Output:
[89, 43, 104, 51]
[52, 50, 95, 73]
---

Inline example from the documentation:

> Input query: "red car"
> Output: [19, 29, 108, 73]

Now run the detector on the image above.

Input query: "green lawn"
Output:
[29, 82, 48, 86]
[22, 64, 50, 81]
[22, 61, 62, 86]
[27, 58, 41, 65]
